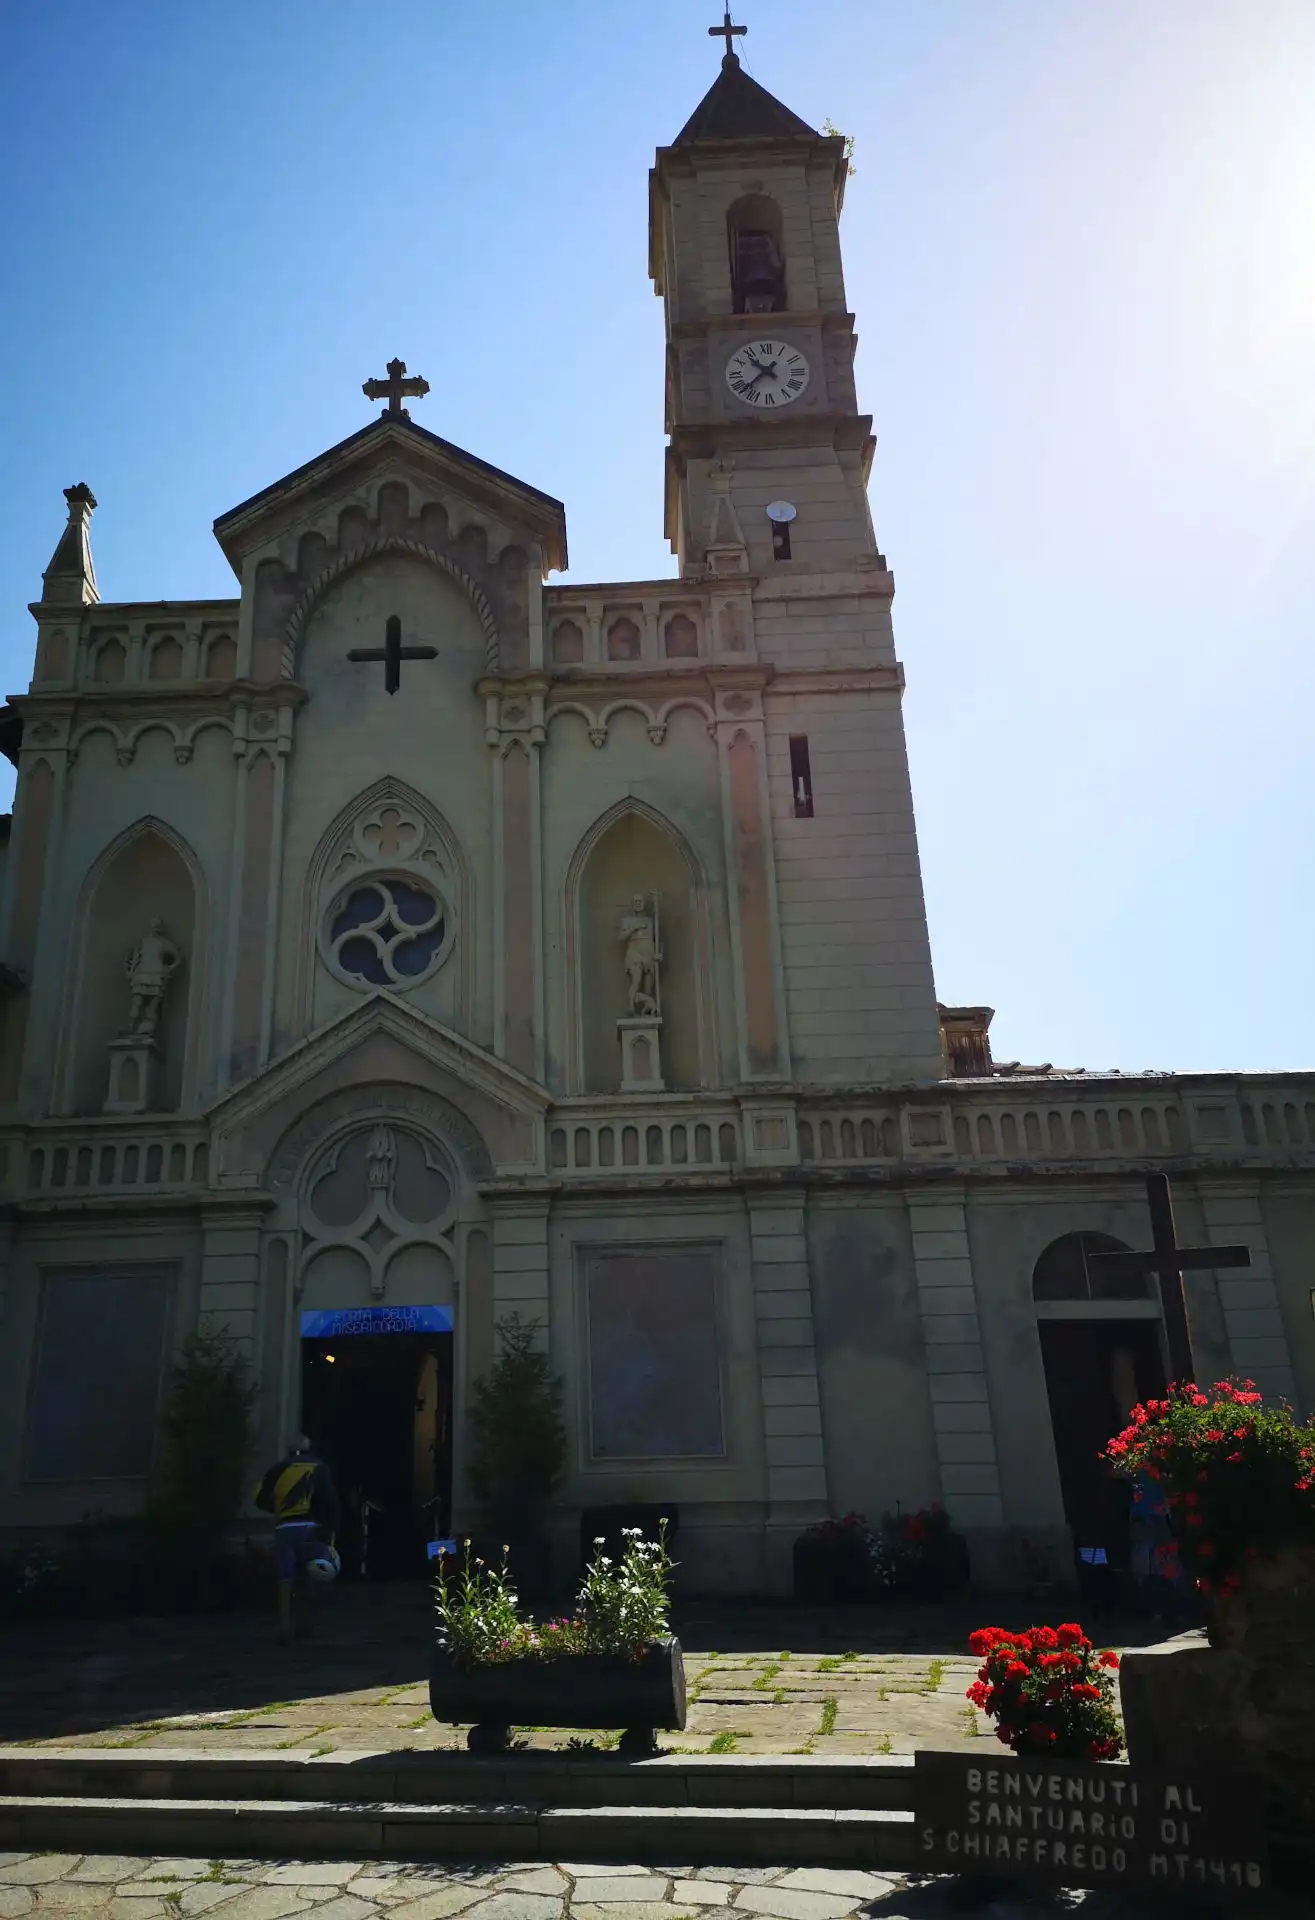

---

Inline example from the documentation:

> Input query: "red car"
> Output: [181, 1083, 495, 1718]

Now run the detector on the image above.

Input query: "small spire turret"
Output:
[40, 482, 99, 606]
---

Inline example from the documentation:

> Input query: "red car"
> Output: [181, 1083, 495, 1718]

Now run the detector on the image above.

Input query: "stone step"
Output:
[0, 1794, 919, 1869]
[0, 1748, 916, 1811]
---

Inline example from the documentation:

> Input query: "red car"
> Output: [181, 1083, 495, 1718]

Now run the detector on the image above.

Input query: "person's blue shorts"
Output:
[275, 1522, 322, 1581]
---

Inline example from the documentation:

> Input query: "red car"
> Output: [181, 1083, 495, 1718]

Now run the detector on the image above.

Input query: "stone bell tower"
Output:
[649, 27, 946, 1087]
[649, 39, 881, 579]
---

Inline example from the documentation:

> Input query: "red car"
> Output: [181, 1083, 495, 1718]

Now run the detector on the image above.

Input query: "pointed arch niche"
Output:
[63, 821, 201, 1114]
[566, 804, 716, 1095]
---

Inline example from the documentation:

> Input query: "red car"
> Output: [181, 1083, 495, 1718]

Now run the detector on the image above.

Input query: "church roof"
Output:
[673, 53, 818, 145]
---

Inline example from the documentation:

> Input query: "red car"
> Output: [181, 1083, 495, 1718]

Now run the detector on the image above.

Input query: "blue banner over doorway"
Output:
[300, 1305, 453, 1338]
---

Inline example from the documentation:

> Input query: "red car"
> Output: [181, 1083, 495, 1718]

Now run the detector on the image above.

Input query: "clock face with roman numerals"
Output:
[725, 339, 811, 409]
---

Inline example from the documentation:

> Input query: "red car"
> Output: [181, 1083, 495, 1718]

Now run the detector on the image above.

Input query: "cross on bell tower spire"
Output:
[708, 9, 747, 63]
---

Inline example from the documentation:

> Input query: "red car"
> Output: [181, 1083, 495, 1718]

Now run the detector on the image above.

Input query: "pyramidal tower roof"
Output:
[673, 52, 818, 145]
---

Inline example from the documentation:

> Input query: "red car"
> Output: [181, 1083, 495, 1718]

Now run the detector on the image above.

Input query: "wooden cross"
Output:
[347, 615, 438, 696]
[362, 357, 430, 418]
[1087, 1172, 1251, 1384]
[708, 9, 747, 58]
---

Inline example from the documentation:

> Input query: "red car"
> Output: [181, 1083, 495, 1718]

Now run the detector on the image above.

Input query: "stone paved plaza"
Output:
[0, 1849, 1307, 1920]
[0, 1589, 1157, 1759]
[2, 1593, 1305, 1916]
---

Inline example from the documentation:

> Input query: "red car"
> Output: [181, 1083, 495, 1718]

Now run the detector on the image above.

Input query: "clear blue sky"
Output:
[3, 0, 1312, 1074]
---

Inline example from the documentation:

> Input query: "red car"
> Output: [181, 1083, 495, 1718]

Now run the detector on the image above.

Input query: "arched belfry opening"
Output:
[570, 806, 714, 1095]
[728, 194, 786, 313]
[65, 823, 198, 1114]
[1032, 1232, 1167, 1583]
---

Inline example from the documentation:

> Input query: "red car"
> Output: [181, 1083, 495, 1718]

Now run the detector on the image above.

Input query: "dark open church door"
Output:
[1033, 1232, 1168, 1586]
[301, 1325, 453, 1579]
[1038, 1318, 1167, 1574]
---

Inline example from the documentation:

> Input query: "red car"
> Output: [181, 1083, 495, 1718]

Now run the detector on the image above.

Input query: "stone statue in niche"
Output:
[124, 918, 182, 1038]
[366, 1125, 396, 1194]
[618, 894, 660, 1017]
[105, 917, 183, 1116]
[616, 893, 665, 1093]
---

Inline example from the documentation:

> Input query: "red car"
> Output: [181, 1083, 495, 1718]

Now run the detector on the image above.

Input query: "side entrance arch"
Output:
[1033, 1233, 1168, 1580]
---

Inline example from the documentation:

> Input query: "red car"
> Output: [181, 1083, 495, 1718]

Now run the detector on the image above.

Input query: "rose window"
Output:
[325, 875, 449, 989]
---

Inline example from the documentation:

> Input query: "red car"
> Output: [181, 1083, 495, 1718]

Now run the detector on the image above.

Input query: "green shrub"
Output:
[145, 1319, 257, 1566]
[467, 1315, 566, 1538]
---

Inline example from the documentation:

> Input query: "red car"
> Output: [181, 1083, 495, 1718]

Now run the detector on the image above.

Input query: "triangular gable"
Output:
[208, 994, 548, 1190]
[213, 415, 567, 577]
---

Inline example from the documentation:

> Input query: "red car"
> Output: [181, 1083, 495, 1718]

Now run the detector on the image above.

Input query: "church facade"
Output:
[2, 49, 1313, 1592]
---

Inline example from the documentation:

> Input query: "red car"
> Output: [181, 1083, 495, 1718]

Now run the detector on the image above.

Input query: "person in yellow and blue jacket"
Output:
[254, 1435, 340, 1642]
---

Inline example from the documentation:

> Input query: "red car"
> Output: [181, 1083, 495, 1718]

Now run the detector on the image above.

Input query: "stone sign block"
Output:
[913, 1750, 1267, 1894]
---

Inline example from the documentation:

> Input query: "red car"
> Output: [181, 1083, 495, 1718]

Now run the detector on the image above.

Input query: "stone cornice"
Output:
[670, 310, 857, 342]
[667, 414, 874, 460]
[543, 568, 893, 604]
[11, 679, 308, 717]
[28, 598, 239, 629]
[752, 566, 894, 602]
[545, 578, 703, 603]
[768, 665, 904, 695]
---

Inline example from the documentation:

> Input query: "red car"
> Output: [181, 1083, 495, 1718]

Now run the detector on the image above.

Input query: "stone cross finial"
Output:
[362, 357, 430, 419]
[708, 9, 747, 61]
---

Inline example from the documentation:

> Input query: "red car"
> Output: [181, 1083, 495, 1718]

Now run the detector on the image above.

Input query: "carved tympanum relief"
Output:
[300, 1122, 455, 1301]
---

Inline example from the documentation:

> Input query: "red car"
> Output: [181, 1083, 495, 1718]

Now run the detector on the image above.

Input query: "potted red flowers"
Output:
[1104, 1378, 1315, 1608]
[966, 1622, 1122, 1759]
[1106, 1379, 1315, 1842]
[871, 1505, 970, 1601]
[792, 1511, 873, 1603]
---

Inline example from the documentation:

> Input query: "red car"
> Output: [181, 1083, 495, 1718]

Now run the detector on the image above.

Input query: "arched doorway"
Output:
[295, 1117, 461, 1579]
[1033, 1233, 1168, 1579]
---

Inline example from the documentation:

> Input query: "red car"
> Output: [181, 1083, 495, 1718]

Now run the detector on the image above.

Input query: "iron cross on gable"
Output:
[362, 357, 430, 419]
[1087, 1172, 1251, 1384]
[709, 10, 747, 58]
[347, 614, 438, 696]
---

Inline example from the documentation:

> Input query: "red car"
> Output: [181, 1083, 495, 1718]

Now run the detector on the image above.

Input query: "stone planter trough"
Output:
[430, 1634, 687, 1752]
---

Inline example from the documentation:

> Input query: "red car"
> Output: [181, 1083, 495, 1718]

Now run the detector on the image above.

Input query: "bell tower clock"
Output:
[649, 28, 880, 577]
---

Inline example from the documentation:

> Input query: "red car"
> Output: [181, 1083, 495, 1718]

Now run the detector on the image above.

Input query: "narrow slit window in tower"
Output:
[789, 736, 814, 817]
